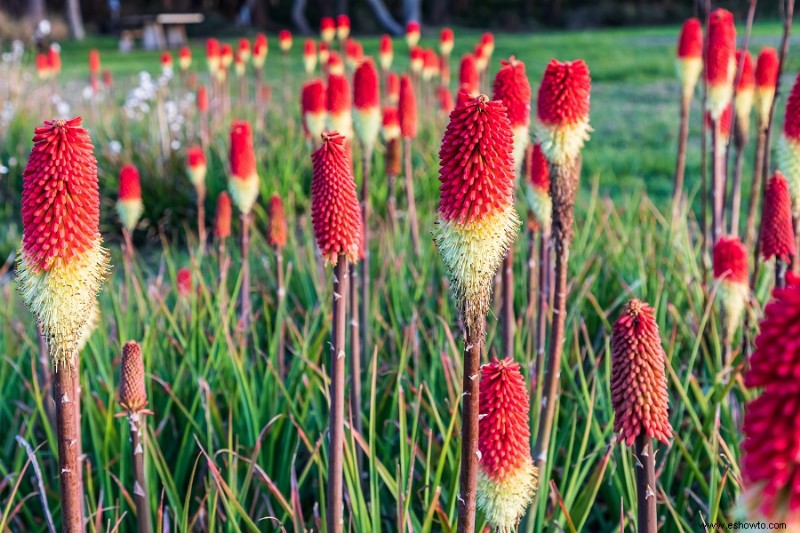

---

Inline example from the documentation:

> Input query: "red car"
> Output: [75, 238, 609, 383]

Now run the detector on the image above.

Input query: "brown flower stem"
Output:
[525, 228, 538, 323]
[635, 434, 657, 533]
[711, 119, 726, 245]
[534, 158, 579, 473]
[197, 191, 206, 256]
[776, 257, 788, 289]
[501, 247, 515, 359]
[327, 256, 349, 533]
[72, 367, 85, 529]
[745, 129, 767, 254]
[239, 212, 252, 335]
[54, 358, 82, 532]
[728, 134, 747, 235]
[348, 263, 363, 471]
[239, 76, 247, 107]
[700, 1, 710, 286]
[403, 138, 421, 256]
[456, 324, 484, 533]
[387, 173, 398, 231]
[129, 413, 152, 533]
[276, 249, 286, 377]
[533, 231, 551, 390]
[671, 92, 692, 221]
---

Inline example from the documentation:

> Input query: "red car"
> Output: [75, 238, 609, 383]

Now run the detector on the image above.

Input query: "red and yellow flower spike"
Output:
[379, 35, 393, 71]
[409, 46, 424, 75]
[760, 171, 796, 262]
[754, 47, 779, 130]
[777, 71, 800, 216]
[399, 74, 417, 139]
[310, 132, 363, 265]
[336, 15, 350, 41]
[434, 94, 519, 333]
[179, 46, 192, 70]
[422, 49, 439, 81]
[238, 38, 251, 63]
[303, 39, 317, 75]
[327, 52, 345, 76]
[534, 59, 591, 166]
[386, 72, 400, 105]
[440, 27, 454, 56]
[302, 79, 327, 142]
[526, 143, 552, 233]
[705, 9, 736, 120]
[353, 58, 381, 152]
[228, 120, 260, 215]
[17, 117, 109, 367]
[327, 74, 353, 139]
[206, 38, 220, 73]
[459, 54, 479, 97]
[116, 164, 144, 233]
[187, 145, 207, 195]
[161, 51, 173, 74]
[476, 357, 538, 530]
[713, 236, 749, 343]
[267, 194, 288, 249]
[320, 17, 336, 43]
[220, 43, 234, 69]
[253, 34, 268, 68]
[735, 50, 755, 137]
[610, 299, 672, 446]
[741, 273, 800, 530]
[676, 17, 703, 99]
[405, 21, 420, 47]
[278, 30, 292, 52]
[492, 57, 532, 174]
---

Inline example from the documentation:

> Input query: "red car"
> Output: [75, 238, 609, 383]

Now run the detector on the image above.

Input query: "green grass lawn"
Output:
[0, 20, 795, 532]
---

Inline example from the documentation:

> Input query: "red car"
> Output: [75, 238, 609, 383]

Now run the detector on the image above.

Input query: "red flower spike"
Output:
[423, 49, 439, 80]
[399, 75, 417, 139]
[36, 53, 51, 79]
[336, 14, 350, 40]
[382, 106, 400, 141]
[310, 132, 362, 265]
[529, 144, 550, 192]
[409, 46, 424, 74]
[705, 9, 736, 118]
[214, 192, 232, 240]
[49, 47, 61, 74]
[228, 120, 260, 214]
[206, 38, 220, 72]
[535, 59, 592, 165]
[736, 50, 755, 90]
[742, 275, 800, 528]
[267, 194, 288, 249]
[610, 299, 672, 447]
[713, 235, 749, 284]
[327, 74, 352, 138]
[220, 44, 233, 68]
[302, 79, 327, 140]
[440, 27, 454, 56]
[253, 34, 268, 67]
[22, 118, 100, 271]
[760, 171, 797, 262]
[89, 49, 101, 74]
[677, 18, 703, 59]
[492, 57, 532, 170]
[327, 51, 344, 76]
[161, 51, 173, 70]
[406, 21, 420, 47]
[379, 34, 393, 70]
[179, 46, 192, 70]
[476, 357, 538, 529]
[527, 143, 552, 233]
[118, 165, 141, 201]
[303, 39, 317, 74]
[735, 50, 755, 131]
[756, 47, 779, 90]
[783, 72, 800, 140]
[304, 39, 316, 57]
[459, 54, 479, 96]
[197, 85, 208, 112]
[437, 86, 454, 115]
[386, 72, 400, 104]
[320, 17, 336, 42]
[354, 59, 381, 149]
[279, 30, 292, 52]
[238, 38, 251, 61]
[176, 268, 192, 297]
[187, 146, 207, 193]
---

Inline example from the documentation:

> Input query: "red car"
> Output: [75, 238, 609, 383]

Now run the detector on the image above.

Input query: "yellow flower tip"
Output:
[754, 87, 776, 129]
[706, 83, 734, 120]
[776, 135, 800, 216]
[716, 279, 748, 342]
[353, 107, 382, 152]
[188, 163, 207, 192]
[512, 124, 530, 175]
[433, 206, 520, 332]
[477, 457, 539, 531]
[228, 173, 260, 215]
[735, 88, 754, 128]
[676, 57, 703, 98]
[526, 186, 552, 233]
[116, 198, 144, 232]
[533, 117, 591, 166]
[17, 237, 110, 369]
[328, 113, 353, 140]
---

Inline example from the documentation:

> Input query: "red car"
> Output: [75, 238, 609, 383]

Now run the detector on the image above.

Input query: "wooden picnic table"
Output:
[118, 13, 204, 51]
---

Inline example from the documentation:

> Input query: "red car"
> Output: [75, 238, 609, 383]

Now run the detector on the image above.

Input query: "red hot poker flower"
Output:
[610, 299, 672, 446]
[279, 30, 292, 52]
[179, 46, 192, 70]
[214, 192, 232, 240]
[778, 72, 800, 216]
[405, 21, 420, 47]
[535, 59, 592, 165]
[302, 79, 327, 140]
[755, 47, 779, 129]
[327, 74, 352, 138]
[741, 274, 800, 529]
[476, 357, 538, 530]
[437, 86, 454, 115]
[382, 106, 400, 141]
[267, 194, 288, 249]
[336, 14, 350, 40]
[705, 9, 736, 118]
[379, 34, 393, 71]
[197, 85, 208, 113]
[89, 49, 101, 73]
[386, 72, 400, 104]
[161, 51, 173, 70]
[399, 75, 417, 139]
[759, 171, 797, 262]
[117, 164, 144, 232]
[206, 38, 220, 72]
[713, 235, 749, 342]
[527, 143, 552, 233]
[320, 17, 335, 42]
[677, 18, 703, 59]
[459, 54, 479, 96]
[310, 132, 363, 265]
[119, 341, 147, 413]
[492, 56, 532, 171]
[440, 27, 454, 56]
[735, 50, 755, 132]
[303, 39, 317, 74]
[353, 59, 381, 150]
[228, 120, 260, 215]
[176, 268, 192, 297]
[187, 146, 207, 193]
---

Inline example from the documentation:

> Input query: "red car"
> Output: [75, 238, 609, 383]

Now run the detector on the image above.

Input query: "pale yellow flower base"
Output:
[477, 457, 539, 532]
[228, 173, 260, 216]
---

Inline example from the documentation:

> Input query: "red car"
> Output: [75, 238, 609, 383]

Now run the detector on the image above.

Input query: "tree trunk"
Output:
[291, 0, 313, 35]
[29, 0, 46, 22]
[365, 0, 403, 35]
[404, 0, 421, 23]
[66, 0, 86, 41]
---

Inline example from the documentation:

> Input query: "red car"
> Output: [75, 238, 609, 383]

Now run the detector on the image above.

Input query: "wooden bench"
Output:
[118, 13, 204, 51]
